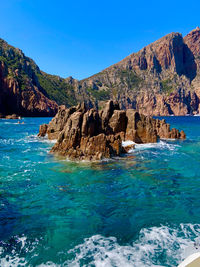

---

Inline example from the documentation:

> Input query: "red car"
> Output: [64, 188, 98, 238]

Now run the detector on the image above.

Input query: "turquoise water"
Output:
[1, 117, 200, 266]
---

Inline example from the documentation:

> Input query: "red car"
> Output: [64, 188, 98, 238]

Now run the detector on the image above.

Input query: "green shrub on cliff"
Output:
[120, 69, 143, 90]
[161, 79, 173, 94]
[37, 73, 77, 106]
[87, 87, 110, 100]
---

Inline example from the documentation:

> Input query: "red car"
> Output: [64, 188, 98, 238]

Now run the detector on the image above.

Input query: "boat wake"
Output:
[66, 224, 200, 267]
[1, 224, 200, 266]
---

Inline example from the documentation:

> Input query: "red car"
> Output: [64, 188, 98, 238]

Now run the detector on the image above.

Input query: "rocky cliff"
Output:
[75, 27, 200, 115]
[38, 101, 185, 161]
[0, 39, 59, 116]
[0, 38, 93, 116]
[2, 28, 200, 116]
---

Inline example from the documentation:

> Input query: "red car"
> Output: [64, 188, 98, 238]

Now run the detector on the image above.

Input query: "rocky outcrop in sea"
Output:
[38, 101, 186, 161]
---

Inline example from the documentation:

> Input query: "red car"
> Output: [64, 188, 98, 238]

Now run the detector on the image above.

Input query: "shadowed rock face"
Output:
[38, 101, 186, 161]
[0, 60, 58, 117]
[0, 39, 58, 116]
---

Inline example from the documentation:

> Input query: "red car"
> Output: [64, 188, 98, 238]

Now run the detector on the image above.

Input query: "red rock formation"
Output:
[75, 28, 200, 116]
[38, 101, 186, 161]
[0, 61, 58, 116]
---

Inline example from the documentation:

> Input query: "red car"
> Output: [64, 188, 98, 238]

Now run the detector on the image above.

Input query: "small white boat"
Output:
[178, 238, 200, 267]
[178, 252, 200, 267]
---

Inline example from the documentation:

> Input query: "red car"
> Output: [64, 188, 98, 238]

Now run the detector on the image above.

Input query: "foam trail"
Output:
[66, 224, 200, 267]
[1, 225, 200, 267]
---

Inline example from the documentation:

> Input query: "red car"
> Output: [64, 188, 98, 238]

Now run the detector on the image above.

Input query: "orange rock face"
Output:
[38, 101, 186, 161]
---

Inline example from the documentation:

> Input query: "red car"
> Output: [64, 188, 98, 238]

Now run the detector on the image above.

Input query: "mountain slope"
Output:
[0, 38, 95, 116]
[0, 39, 59, 116]
[1, 28, 200, 116]
[77, 28, 200, 115]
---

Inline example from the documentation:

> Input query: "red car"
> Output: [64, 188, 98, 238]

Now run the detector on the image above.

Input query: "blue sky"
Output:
[0, 0, 200, 80]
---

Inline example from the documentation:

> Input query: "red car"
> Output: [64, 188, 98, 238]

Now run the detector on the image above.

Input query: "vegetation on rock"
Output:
[36, 73, 77, 106]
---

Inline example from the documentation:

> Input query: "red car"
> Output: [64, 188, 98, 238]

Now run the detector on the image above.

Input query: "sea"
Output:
[0, 116, 200, 266]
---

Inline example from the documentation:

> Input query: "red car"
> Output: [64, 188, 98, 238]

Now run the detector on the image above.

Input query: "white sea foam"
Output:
[122, 140, 135, 147]
[4, 122, 23, 125]
[0, 235, 40, 267]
[0, 256, 27, 267]
[0, 236, 28, 267]
[122, 140, 180, 154]
[1, 224, 199, 267]
[0, 224, 200, 267]
[25, 135, 57, 144]
[0, 138, 14, 145]
[40, 138, 57, 144]
[128, 140, 180, 153]
[65, 224, 200, 267]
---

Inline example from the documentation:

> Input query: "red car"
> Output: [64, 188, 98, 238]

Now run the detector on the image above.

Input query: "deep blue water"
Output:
[0, 116, 200, 266]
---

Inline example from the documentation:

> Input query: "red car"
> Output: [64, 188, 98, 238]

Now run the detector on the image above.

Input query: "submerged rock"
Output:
[38, 101, 186, 161]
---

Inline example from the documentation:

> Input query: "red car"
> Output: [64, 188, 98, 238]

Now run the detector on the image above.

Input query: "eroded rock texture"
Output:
[38, 101, 185, 161]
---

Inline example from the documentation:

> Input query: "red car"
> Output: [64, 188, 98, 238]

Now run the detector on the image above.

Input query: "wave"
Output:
[0, 236, 29, 267]
[26, 135, 57, 144]
[128, 140, 180, 153]
[1, 224, 200, 267]
[66, 224, 200, 267]
[0, 134, 56, 146]
[122, 140, 135, 147]
[3, 122, 23, 125]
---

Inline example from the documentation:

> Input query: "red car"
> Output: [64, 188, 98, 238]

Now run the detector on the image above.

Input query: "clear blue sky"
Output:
[0, 0, 199, 80]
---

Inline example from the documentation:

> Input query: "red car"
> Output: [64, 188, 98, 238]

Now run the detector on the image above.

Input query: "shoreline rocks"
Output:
[0, 113, 21, 119]
[38, 101, 186, 161]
